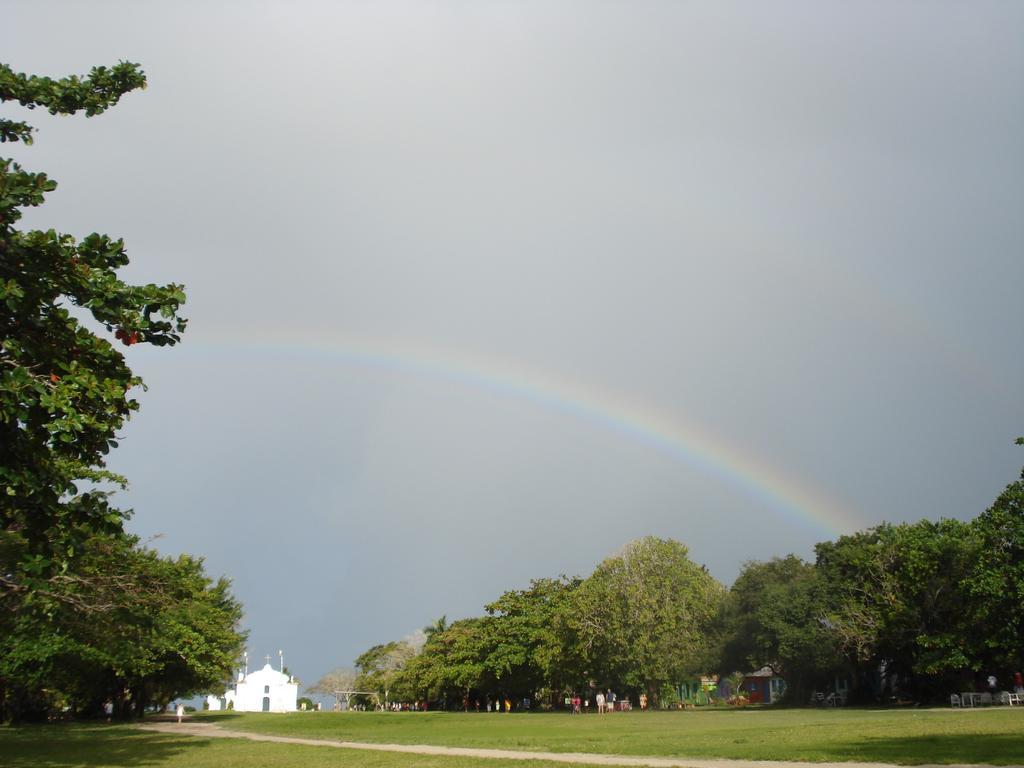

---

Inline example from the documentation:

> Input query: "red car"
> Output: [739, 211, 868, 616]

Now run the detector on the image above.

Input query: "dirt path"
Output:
[135, 721, 1019, 768]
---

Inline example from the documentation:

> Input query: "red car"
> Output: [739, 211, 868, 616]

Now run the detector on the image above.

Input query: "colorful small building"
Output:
[741, 667, 786, 703]
[676, 675, 720, 705]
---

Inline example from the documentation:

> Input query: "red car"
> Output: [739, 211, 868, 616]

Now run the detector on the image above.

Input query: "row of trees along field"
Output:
[327, 460, 1022, 709]
[0, 62, 246, 723]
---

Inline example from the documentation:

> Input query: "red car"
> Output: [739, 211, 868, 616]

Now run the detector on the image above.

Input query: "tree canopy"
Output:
[963, 464, 1024, 672]
[573, 537, 724, 701]
[716, 555, 836, 702]
[341, 454, 1024, 710]
[0, 61, 241, 722]
[1, 61, 186, 600]
[0, 534, 244, 720]
[349, 538, 726, 710]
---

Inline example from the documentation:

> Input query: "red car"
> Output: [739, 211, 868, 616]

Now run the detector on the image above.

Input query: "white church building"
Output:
[219, 653, 298, 713]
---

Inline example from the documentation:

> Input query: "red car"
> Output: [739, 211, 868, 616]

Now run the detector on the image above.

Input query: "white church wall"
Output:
[224, 663, 298, 713]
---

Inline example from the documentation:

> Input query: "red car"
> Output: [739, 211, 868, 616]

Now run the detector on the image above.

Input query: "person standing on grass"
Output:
[176, 703, 184, 724]
[596, 691, 605, 713]
[639, 692, 648, 711]
[1014, 671, 1023, 693]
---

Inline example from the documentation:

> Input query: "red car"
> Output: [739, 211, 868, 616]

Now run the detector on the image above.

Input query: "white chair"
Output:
[950, 694, 961, 708]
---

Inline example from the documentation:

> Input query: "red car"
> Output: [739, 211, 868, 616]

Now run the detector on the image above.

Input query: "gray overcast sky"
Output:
[4, 0, 1023, 687]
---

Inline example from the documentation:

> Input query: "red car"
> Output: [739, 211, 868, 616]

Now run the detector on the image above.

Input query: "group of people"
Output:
[484, 697, 514, 712]
[456, 696, 522, 712]
[566, 690, 648, 713]
[378, 697, 520, 712]
[382, 701, 427, 711]
[594, 691, 612, 712]
[987, 672, 1024, 694]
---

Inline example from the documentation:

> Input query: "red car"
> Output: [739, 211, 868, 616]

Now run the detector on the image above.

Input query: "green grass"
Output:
[3, 708, 1023, 767]
[0, 723, 589, 768]
[198, 707, 1024, 765]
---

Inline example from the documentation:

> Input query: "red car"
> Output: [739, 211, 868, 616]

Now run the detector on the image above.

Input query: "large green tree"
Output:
[963, 452, 1024, 673]
[482, 577, 582, 705]
[1, 61, 186, 602]
[573, 536, 724, 704]
[717, 555, 836, 703]
[0, 534, 244, 721]
[815, 519, 978, 701]
[0, 62, 246, 723]
[401, 618, 490, 707]
[354, 640, 417, 706]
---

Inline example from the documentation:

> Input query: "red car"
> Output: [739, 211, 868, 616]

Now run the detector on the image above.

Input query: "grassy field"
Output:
[0, 723, 582, 768]
[2, 708, 1023, 767]
[199, 708, 1024, 765]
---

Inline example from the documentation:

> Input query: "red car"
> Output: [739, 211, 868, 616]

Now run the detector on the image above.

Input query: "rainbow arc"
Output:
[196, 333, 860, 537]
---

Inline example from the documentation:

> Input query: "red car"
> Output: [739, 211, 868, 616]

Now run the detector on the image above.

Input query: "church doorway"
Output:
[262, 697, 270, 712]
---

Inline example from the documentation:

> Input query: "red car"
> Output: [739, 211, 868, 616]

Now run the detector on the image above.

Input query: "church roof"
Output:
[243, 663, 292, 684]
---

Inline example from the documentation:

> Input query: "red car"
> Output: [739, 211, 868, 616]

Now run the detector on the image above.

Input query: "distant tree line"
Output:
[341, 536, 722, 711]
[0, 61, 245, 722]
[341, 454, 1023, 709]
[719, 455, 1023, 704]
